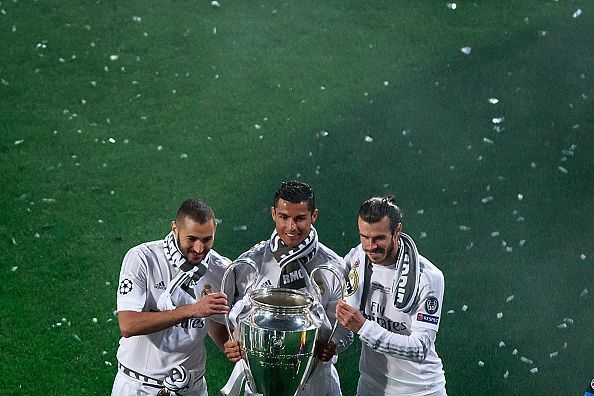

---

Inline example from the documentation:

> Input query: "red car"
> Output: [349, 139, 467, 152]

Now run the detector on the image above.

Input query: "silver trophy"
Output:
[220, 259, 344, 396]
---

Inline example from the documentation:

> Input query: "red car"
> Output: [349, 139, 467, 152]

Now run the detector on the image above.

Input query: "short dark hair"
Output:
[176, 199, 215, 224]
[274, 181, 316, 213]
[358, 195, 402, 233]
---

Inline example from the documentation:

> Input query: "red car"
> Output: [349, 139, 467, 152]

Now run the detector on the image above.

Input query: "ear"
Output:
[171, 220, 178, 235]
[394, 223, 403, 238]
[270, 207, 276, 220]
[311, 208, 318, 223]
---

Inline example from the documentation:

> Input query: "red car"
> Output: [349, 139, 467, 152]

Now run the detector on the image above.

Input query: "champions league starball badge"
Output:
[425, 296, 439, 314]
[119, 278, 133, 295]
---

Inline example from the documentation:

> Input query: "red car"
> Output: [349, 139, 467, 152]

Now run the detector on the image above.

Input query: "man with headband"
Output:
[336, 196, 447, 395]
[213, 181, 352, 396]
[112, 199, 230, 395]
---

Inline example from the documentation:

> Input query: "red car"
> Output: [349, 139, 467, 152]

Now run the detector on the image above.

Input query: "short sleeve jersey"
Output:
[115, 239, 229, 379]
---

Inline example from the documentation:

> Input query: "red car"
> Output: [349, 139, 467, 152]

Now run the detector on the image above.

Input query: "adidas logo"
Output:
[154, 281, 166, 290]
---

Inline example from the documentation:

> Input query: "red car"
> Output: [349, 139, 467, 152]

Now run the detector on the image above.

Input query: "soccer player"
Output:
[211, 181, 352, 396]
[112, 199, 230, 396]
[336, 196, 447, 395]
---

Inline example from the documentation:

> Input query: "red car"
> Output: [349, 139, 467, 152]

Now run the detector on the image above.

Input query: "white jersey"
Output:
[221, 239, 352, 396]
[344, 244, 446, 396]
[115, 238, 229, 380]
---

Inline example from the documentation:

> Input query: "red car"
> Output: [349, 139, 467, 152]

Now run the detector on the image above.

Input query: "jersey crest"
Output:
[344, 259, 360, 297]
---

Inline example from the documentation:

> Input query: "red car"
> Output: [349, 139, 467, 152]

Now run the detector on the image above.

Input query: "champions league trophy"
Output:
[220, 258, 344, 396]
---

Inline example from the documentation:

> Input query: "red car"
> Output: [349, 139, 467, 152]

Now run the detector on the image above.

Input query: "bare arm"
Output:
[208, 320, 230, 351]
[118, 292, 229, 337]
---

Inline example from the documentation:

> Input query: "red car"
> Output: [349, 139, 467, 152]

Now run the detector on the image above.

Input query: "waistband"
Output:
[117, 361, 204, 388]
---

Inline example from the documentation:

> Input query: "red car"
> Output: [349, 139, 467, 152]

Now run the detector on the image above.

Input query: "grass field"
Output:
[1, 1, 592, 394]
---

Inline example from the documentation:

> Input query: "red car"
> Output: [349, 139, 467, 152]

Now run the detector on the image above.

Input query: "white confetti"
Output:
[506, 295, 515, 303]
[580, 288, 588, 297]
[447, 310, 455, 314]
[481, 196, 494, 204]
[447, 3, 457, 10]
[419, 232, 427, 239]
[503, 370, 509, 379]
[488, 98, 499, 104]
[496, 312, 503, 319]
[517, 193, 524, 201]
[11, 266, 18, 272]
[558, 166, 568, 174]
[483, 137, 494, 144]
[499, 341, 506, 347]
[180, 153, 188, 159]
[108, 137, 116, 143]
[132, 16, 142, 23]
[233, 225, 248, 231]
[491, 231, 500, 237]
[580, 254, 586, 260]
[564, 317, 574, 325]
[519, 240, 526, 247]
[572, 9, 582, 18]
[478, 361, 485, 367]
[520, 356, 533, 364]
[110, 54, 119, 61]
[92, 317, 98, 323]
[383, 81, 389, 87]
[462, 304, 468, 312]
[557, 323, 567, 329]
[492, 117, 505, 124]
[459, 225, 471, 231]
[549, 351, 558, 358]
[73, 334, 81, 342]
[460, 47, 472, 55]
[512, 349, 518, 355]
[14, 139, 24, 145]
[364, 136, 374, 143]
[105, 361, 113, 366]
[530, 367, 539, 374]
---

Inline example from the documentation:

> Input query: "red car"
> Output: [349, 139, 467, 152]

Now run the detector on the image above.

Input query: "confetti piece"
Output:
[496, 312, 503, 319]
[549, 351, 558, 358]
[492, 117, 505, 124]
[491, 231, 500, 237]
[110, 55, 119, 61]
[15, 139, 24, 145]
[557, 323, 567, 329]
[520, 356, 533, 364]
[460, 47, 472, 55]
[462, 304, 468, 312]
[478, 361, 485, 367]
[364, 136, 374, 143]
[580, 288, 588, 297]
[233, 225, 248, 231]
[481, 196, 494, 204]
[11, 266, 18, 272]
[73, 334, 81, 342]
[503, 370, 509, 379]
[488, 98, 499, 104]
[108, 138, 116, 143]
[572, 9, 582, 18]
[517, 193, 524, 201]
[459, 225, 471, 231]
[447, 310, 455, 314]
[530, 367, 538, 374]
[132, 16, 141, 23]
[483, 137, 494, 144]
[92, 318, 98, 323]
[499, 341, 506, 347]
[558, 166, 568, 174]
[564, 317, 574, 325]
[383, 81, 389, 87]
[105, 361, 113, 366]
[447, 3, 457, 10]
[512, 349, 518, 355]
[419, 232, 427, 239]
[580, 254, 587, 260]
[506, 295, 515, 303]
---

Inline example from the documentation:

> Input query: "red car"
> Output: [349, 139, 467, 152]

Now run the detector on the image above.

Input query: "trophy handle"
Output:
[297, 264, 346, 394]
[308, 264, 345, 341]
[219, 258, 260, 395]
[220, 258, 259, 341]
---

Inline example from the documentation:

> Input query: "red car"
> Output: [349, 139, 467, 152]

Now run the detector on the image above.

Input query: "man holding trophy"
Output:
[211, 181, 352, 396]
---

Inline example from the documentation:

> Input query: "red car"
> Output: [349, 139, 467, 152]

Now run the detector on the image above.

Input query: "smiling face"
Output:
[171, 216, 216, 265]
[271, 198, 318, 248]
[358, 216, 402, 266]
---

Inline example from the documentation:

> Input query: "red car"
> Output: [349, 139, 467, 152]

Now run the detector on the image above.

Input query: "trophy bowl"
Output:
[238, 287, 320, 396]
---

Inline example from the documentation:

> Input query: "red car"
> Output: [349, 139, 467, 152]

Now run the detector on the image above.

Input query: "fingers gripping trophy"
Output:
[220, 258, 345, 396]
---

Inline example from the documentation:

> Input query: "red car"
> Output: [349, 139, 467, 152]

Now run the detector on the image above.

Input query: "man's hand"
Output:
[336, 299, 366, 333]
[315, 339, 336, 362]
[184, 292, 229, 318]
[224, 339, 243, 363]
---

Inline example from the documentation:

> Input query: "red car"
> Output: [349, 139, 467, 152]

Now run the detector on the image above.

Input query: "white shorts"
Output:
[111, 371, 207, 396]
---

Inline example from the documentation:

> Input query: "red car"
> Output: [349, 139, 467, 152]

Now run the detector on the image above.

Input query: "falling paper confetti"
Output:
[460, 47, 472, 55]
[364, 136, 374, 143]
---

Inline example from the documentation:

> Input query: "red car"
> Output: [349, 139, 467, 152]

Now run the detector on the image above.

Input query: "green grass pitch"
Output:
[0, 1, 592, 394]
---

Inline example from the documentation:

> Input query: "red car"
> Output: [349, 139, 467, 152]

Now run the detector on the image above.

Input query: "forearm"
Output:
[358, 320, 433, 363]
[118, 307, 191, 337]
[208, 320, 230, 351]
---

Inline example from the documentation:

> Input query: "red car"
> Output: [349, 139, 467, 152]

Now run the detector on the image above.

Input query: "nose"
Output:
[192, 240, 205, 253]
[286, 218, 297, 231]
